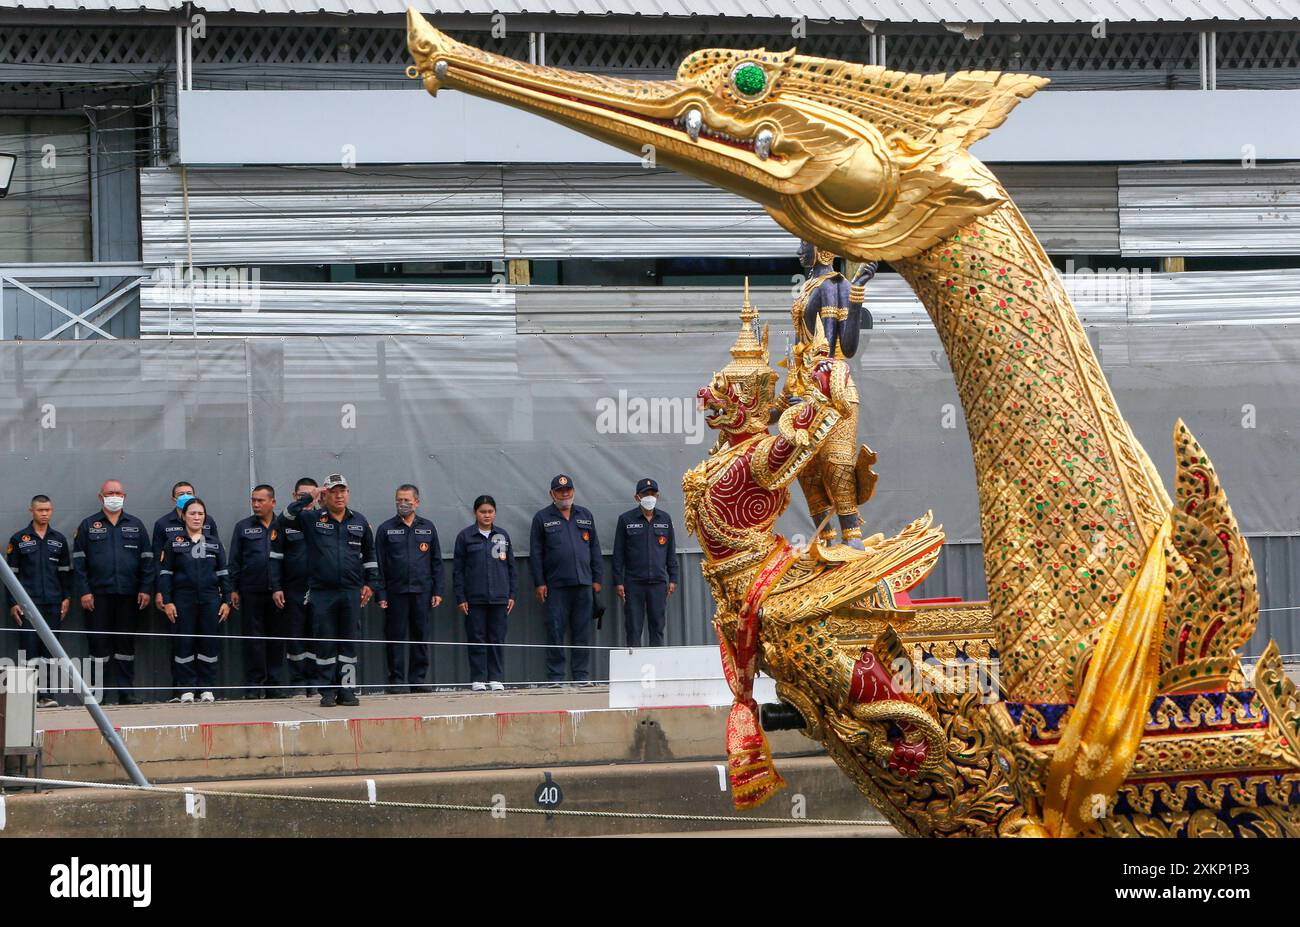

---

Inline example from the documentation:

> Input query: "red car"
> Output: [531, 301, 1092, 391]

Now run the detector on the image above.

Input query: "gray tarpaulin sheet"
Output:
[0, 320, 1297, 687]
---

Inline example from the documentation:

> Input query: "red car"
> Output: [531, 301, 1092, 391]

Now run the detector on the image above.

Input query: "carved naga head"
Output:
[698, 284, 777, 439]
[407, 9, 1046, 261]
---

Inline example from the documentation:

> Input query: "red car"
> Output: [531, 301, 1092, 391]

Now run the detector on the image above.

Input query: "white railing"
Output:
[0, 263, 150, 340]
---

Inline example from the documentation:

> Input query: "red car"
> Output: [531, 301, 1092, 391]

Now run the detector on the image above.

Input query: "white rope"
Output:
[0, 774, 891, 829]
[0, 625, 622, 651]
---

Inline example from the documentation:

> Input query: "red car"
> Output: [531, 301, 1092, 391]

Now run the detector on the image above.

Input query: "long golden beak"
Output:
[405, 8, 831, 201]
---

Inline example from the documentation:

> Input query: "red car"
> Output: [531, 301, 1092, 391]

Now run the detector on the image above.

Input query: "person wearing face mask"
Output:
[158, 498, 232, 703]
[152, 481, 219, 612]
[374, 484, 443, 693]
[611, 478, 678, 647]
[452, 495, 516, 692]
[72, 480, 155, 705]
[529, 474, 603, 685]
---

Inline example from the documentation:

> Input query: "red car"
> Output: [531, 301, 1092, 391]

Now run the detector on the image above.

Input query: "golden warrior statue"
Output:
[784, 241, 879, 548]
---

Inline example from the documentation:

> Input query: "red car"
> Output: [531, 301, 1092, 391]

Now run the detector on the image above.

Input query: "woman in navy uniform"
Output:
[452, 495, 516, 691]
[157, 497, 232, 703]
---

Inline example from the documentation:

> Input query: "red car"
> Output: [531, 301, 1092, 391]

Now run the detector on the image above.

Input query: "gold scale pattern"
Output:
[893, 199, 1170, 702]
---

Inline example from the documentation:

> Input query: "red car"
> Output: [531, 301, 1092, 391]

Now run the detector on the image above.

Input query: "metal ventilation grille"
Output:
[5, 25, 1300, 89]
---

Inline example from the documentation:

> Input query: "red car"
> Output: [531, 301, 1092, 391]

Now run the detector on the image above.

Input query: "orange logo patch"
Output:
[419, 542, 429, 552]
[558, 476, 568, 486]
[21, 535, 30, 542]
[270, 529, 278, 540]
[582, 531, 590, 542]
[93, 522, 102, 529]
[658, 536, 667, 545]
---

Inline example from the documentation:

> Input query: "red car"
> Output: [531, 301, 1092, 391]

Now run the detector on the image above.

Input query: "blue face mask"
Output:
[176, 493, 195, 512]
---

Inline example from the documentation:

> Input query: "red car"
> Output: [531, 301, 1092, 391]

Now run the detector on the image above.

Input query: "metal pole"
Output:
[1201, 30, 1211, 91]
[0, 556, 150, 787]
[1199, 31, 1208, 90]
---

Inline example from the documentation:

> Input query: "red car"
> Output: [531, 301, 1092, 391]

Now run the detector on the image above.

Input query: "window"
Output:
[0, 115, 92, 264]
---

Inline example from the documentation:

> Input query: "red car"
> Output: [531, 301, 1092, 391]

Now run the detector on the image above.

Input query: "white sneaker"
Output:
[180, 691, 195, 703]
[471, 681, 487, 692]
[38, 697, 59, 708]
[199, 691, 215, 703]
[488, 681, 505, 691]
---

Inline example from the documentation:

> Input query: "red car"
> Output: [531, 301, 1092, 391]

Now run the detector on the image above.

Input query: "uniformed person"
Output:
[452, 495, 516, 691]
[6, 494, 73, 707]
[529, 474, 602, 684]
[611, 478, 678, 647]
[151, 480, 219, 610]
[158, 497, 232, 703]
[375, 484, 443, 693]
[229, 484, 284, 699]
[72, 480, 154, 705]
[269, 476, 317, 696]
[279, 473, 378, 708]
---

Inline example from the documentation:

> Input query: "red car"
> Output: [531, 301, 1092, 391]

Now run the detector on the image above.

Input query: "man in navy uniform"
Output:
[375, 484, 443, 693]
[230, 483, 285, 699]
[6, 494, 73, 707]
[529, 474, 602, 685]
[611, 478, 678, 647]
[270, 476, 317, 696]
[277, 473, 378, 707]
[151, 480, 219, 611]
[72, 479, 154, 705]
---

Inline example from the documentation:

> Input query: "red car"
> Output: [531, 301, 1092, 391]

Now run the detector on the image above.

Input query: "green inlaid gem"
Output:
[733, 63, 766, 95]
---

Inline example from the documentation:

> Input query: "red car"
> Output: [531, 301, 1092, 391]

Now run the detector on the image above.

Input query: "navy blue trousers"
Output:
[543, 584, 592, 682]
[310, 587, 361, 695]
[623, 581, 668, 647]
[466, 602, 508, 684]
[384, 592, 431, 686]
[170, 590, 220, 693]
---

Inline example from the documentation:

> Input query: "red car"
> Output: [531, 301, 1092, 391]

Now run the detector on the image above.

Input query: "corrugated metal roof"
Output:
[1119, 162, 1300, 256]
[7, 0, 1297, 21]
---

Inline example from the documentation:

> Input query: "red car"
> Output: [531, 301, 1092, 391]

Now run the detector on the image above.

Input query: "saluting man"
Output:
[6, 494, 73, 707]
[279, 473, 378, 708]
[611, 478, 678, 647]
[529, 474, 602, 685]
[375, 483, 443, 693]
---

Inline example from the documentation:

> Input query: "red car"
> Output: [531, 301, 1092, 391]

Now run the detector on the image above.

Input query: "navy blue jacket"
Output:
[268, 507, 312, 593]
[152, 508, 219, 590]
[157, 533, 231, 605]
[529, 503, 603, 588]
[452, 524, 517, 606]
[611, 508, 678, 586]
[279, 498, 379, 591]
[228, 515, 275, 593]
[5, 523, 73, 609]
[375, 514, 442, 599]
[72, 510, 154, 597]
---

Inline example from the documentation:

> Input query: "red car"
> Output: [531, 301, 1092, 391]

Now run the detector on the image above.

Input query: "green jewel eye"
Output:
[732, 63, 766, 96]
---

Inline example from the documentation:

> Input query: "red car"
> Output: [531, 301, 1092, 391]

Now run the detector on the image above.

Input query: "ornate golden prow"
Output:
[406, 9, 1046, 260]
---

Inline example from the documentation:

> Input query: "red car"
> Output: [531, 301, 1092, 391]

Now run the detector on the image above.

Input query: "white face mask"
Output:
[639, 495, 657, 511]
[102, 496, 125, 513]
